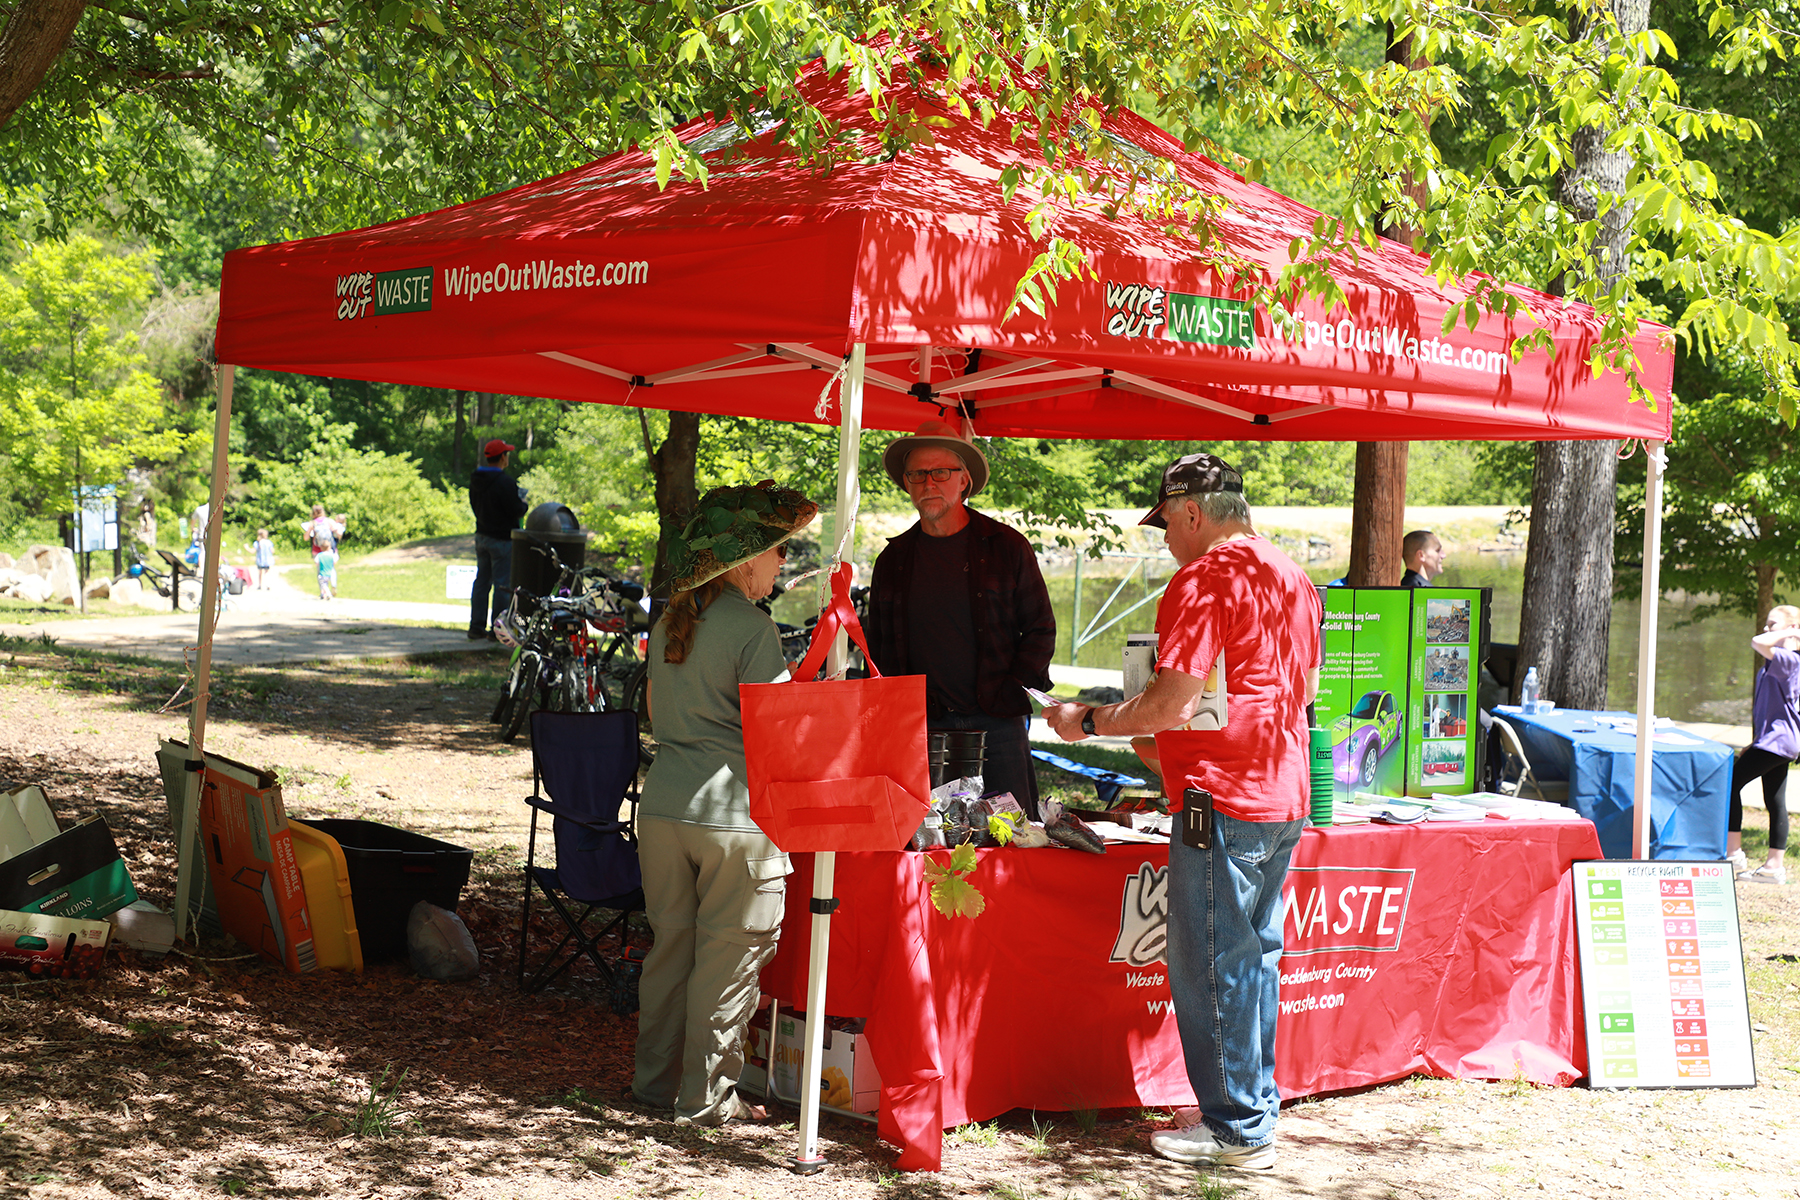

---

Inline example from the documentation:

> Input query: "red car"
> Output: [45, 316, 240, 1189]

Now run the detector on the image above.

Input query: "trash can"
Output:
[510, 503, 586, 596]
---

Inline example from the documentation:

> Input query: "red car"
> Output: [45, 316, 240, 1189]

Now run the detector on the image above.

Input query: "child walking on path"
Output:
[252, 529, 275, 589]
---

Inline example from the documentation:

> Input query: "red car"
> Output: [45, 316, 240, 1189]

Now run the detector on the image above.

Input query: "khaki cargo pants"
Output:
[632, 816, 791, 1125]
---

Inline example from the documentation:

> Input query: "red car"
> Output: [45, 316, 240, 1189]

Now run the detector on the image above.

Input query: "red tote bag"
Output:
[741, 563, 931, 852]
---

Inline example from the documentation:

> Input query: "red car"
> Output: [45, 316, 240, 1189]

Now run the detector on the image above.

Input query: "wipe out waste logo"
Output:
[335, 267, 433, 321]
[1103, 280, 1256, 348]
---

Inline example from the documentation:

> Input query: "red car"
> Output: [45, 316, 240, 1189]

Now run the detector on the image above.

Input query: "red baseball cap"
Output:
[483, 438, 515, 459]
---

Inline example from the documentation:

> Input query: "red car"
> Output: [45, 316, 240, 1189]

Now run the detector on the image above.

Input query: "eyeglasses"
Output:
[904, 466, 966, 485]
[774, 542, 788, 561]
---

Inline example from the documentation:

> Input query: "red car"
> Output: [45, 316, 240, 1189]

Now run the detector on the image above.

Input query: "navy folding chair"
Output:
[517, 709, 645, 1003]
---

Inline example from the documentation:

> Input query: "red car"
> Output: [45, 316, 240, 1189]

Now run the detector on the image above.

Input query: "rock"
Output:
[14, 575, 52, 604]
[0, 568, 21, 590]
[84, 576, 110, 600]
[110, 577, 144, 607]
[0, 552, 13, 569]
[29, 546, 79, 603]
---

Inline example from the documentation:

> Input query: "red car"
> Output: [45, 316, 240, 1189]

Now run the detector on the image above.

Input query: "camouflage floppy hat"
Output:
[658, 480, 819, 595]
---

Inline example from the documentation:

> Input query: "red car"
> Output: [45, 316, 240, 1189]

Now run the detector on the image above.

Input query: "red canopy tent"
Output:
[200, 55, 1677, 1171]
[214, 64, 1671, 443]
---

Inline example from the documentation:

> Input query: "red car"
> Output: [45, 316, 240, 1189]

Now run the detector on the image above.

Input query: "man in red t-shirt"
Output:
[1046, 452, 1320, 1172]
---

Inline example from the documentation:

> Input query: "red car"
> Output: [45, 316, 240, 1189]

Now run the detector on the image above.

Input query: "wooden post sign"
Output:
[1573, 860, 1755, 1088]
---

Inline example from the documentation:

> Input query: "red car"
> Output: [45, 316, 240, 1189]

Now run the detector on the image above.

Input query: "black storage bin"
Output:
[300, 818, 473, 962]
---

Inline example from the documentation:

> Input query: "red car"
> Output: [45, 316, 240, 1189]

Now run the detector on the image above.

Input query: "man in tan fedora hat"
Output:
[866, 419, 1055, 817]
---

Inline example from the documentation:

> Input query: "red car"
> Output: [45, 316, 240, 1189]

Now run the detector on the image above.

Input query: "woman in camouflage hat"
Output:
[632, 480, 817, 1126]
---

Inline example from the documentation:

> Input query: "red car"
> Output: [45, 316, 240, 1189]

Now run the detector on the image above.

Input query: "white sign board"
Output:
[445, 565, 477, 600]
[76, 485, 118, 553]
[1574, 860, 1755, 1088]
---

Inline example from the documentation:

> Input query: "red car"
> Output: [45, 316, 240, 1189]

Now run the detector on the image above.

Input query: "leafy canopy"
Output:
[5, 1, 1799, 415]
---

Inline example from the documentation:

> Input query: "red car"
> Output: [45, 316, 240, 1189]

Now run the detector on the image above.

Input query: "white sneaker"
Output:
[1149, 1125, 1277, 1170]
[1727, 849, 1749, 875]
[1746, 864, 1787, 885]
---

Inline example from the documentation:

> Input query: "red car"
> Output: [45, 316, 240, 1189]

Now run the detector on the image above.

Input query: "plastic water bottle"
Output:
[1520, 667, 1540, 713]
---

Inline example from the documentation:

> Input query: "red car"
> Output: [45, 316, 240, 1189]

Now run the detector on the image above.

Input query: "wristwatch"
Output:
[1081, 708, 1097, 736]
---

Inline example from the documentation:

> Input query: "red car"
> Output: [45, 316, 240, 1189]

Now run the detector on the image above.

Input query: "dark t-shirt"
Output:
[1400, 569, 1429, 587]
[908, 526, 980, 714]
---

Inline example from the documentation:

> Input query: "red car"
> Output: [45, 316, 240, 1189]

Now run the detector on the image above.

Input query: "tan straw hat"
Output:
[882, 419, 990, 496]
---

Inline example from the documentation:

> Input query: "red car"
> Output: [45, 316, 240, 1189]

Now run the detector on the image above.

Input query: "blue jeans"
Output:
[1166, 811, 1305, 1148]
[470, 532, 513, 633]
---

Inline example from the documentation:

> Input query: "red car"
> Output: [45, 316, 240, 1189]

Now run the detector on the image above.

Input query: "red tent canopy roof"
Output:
[214, 60, 1673, 443]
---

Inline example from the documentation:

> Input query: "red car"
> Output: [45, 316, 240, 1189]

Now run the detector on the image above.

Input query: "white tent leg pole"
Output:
[791, 343, 864, 1173]
[174, 363, 235, 942]
[790, 850, 837, 1172]
[1632, 440, 1665, 861]
[826, 343, 866, 677]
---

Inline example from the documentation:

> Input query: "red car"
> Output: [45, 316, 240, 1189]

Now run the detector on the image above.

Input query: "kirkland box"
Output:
[0, 811, 138, 921]
[297, 819, 470, 962]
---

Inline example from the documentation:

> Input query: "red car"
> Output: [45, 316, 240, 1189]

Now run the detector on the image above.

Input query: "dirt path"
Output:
[1, 651, 1797, 1199]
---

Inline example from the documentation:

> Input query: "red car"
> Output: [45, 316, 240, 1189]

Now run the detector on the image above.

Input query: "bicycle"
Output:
[490, 536, 653, 754]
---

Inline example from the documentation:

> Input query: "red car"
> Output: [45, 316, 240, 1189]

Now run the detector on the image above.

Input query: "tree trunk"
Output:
[1346, 443, 1408, 586]
[1516, 442, 1620, 707]
[641, 409, 700, 590]
[475, 391, 495, 426]
[1343, 24, 1428, 589]
[1754, 561, 1776, 629]
[0, 1, 86, 130]
[451, 390, 467, 478]
[1514, 0, 1646, 709]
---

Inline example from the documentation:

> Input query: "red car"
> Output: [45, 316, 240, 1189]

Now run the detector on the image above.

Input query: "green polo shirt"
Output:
[640, 585, 789, 830]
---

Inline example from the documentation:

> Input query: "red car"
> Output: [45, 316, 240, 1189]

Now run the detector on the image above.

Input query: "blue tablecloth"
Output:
[1495, 706, 1732, 859]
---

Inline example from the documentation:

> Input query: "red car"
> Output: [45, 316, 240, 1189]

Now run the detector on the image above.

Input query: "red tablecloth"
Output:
[760, 817, 1602, 1171]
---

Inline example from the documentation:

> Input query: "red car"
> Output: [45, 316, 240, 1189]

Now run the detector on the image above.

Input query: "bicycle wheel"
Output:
[500, 651, 543, 743]
[492, 648, 529, 725]
[560, 656, 592, 714]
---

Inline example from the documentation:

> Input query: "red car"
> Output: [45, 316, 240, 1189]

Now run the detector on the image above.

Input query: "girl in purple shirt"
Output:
[1728, 604, 1800, 884]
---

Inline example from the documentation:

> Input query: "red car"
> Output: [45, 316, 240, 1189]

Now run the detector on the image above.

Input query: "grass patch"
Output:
[330, 560, 471, 605]
[945, 1120, 1001, 1148]
[0, 595, 144, 624]
[352, 1065, 410, 1139]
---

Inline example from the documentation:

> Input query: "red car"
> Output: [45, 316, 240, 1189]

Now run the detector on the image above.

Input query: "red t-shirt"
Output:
[1153, 536, 1322, 823]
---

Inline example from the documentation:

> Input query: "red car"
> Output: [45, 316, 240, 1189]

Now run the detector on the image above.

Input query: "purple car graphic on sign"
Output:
[1333, 689, 1401, 787]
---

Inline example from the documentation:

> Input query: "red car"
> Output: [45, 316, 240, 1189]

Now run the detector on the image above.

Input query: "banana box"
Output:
[769, 1010, 881, 1120]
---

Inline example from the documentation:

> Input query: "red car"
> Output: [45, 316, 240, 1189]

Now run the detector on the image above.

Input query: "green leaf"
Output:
[929, 872, 986, 920]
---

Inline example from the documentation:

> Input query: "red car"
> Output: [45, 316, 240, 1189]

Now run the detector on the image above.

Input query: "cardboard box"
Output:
[0, 908, 110, 978]
[738, 1007, 775, 1096]
[770, 1011, 881, 1120]
[198, 764, 316, 973]
[0, 785, 59, 862]
[0, 813, 138, 920]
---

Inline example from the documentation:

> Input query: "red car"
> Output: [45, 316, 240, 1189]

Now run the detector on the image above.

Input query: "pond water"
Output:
[1046, 550, 1763, 726]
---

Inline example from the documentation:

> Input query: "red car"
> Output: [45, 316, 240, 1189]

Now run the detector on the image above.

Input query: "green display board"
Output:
[1408, 587, 1488, 797]
[1314, 586, 1490, 802]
